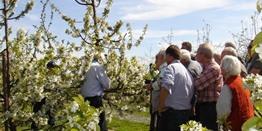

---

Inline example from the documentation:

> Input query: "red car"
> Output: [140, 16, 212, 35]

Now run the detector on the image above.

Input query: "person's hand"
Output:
[158, 106, 166, 113]
[158, 107, 167, 117]
[191, 107, 196, 116]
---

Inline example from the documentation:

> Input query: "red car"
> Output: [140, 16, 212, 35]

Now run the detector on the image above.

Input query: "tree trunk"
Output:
[2, 0, 16, 130]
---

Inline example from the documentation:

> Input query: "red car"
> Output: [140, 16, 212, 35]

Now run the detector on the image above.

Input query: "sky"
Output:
[11, 0, 258, 63]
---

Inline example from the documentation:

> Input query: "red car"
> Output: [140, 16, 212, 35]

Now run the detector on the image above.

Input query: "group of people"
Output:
[79, 40, 261, 131]
[147, 41, 260, 131]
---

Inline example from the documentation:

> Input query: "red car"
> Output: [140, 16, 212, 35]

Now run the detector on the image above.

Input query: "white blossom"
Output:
[243, 74, 262, 102]
[121, 105, 128, 111]
[70, 101, 79, 113]
[180, 120, 205, 131]
[87, 121, 97, 130]
[40, 118, 48, 125]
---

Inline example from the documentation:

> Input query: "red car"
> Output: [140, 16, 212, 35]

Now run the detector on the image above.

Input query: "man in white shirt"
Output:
[81, 55, 110, 131]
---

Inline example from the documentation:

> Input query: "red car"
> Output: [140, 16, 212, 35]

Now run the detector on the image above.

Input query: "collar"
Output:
[202, 59, 214, 69]
[160, 63, 167, 69]
[184, 60, 192, 68]
[172, 60, 180, 64]
[225, 75, 241, 85]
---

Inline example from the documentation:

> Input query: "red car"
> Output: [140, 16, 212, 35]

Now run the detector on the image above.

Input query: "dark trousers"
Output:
[85, 96, 107, 131]
[150, 112, 160, 131]
[158, 108, 191, 131]
[196, 102, 218, 131]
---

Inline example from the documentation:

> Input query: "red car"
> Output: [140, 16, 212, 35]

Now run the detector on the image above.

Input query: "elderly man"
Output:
[195, 43, 223, 131]
[180, 49, 202, 79]
[181, 41, 196, 60]
[80, 55, 110, 131]
[221, 47, 247, 77]
[224, 42, 236, 49]
[146, 49, 167, 131]
[221, 47, 237, 59]
[181, 41, 192, 52]
[180, 49, 202, 120]
[217, 56, 254, 131]
[158, 45, 194, 131]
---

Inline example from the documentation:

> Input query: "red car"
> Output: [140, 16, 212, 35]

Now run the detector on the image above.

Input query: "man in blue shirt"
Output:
[158, 45, 194, 131]
[81, 56, 110, 131]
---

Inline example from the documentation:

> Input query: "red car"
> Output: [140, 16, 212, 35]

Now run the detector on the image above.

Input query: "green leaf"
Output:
[257, 0, 262, 13]
[70, 128, 79, 131]
[73, 95, 85, 105]
[254, 100, 262, 112]
[252, 32, 262, 55]
[242, 117, 262, 131]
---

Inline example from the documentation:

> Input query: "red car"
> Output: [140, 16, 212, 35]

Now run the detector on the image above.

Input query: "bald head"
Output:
[197, 43, 214, 60]
[221, 47, 237, 59]
[225, 42, 236, 49]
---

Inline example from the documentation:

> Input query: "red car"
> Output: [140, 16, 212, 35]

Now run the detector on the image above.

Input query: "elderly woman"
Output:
[217, 56, 254, 131]
[146, 49, 167, 131]
[221, 47, 248, 77]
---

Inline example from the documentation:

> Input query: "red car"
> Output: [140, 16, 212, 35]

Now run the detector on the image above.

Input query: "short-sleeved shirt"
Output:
[161, 60, 194, 110]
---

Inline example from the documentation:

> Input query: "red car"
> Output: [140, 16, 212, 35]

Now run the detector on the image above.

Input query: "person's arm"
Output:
[96, 65, 110, 90]
[216, 85, 232, 120]
[195, 67, 220, 91]
[158, 66, 174, 112]
[153, 66, 167, 91]
[158, 87, 169, 112]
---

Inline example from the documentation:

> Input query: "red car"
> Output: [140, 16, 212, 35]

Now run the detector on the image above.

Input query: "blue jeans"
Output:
[158, 108, 191, 131]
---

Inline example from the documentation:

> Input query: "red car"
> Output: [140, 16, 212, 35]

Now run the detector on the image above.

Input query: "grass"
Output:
[108, 117, 149, 131]
[132, 110, 150, 118]
[14, 111, 150, 131]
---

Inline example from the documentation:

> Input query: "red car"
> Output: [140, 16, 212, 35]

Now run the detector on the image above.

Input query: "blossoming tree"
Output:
[0, 0, 148, 130]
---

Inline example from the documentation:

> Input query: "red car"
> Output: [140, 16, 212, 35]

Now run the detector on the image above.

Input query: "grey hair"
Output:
[221, 55, 241, 78]
[180, 49, 191, 62]
[156, 48, 166, 58]
[222, 47, 237, 57]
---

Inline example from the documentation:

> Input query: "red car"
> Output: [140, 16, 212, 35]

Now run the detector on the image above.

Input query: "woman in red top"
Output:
[217, 55, 254, 131]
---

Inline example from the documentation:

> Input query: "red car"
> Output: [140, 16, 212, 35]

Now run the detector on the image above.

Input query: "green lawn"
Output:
[108, 117, 149, 131]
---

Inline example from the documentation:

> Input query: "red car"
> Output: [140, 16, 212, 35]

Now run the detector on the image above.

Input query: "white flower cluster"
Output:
[87, 121, 97, 130]
[180, 120, 206, 131]
[33, 117, 48, 126]
[243, 74, 262, 102]
[70, 101, 79, 113]
[64, 95, 99, 130]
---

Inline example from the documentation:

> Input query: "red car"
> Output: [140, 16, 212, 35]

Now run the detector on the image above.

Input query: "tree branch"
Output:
[79, 33, 92, 45]
[74, 0, 92, 5]
[8, 1, 33, 20]
[95, 0, 101, 7]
